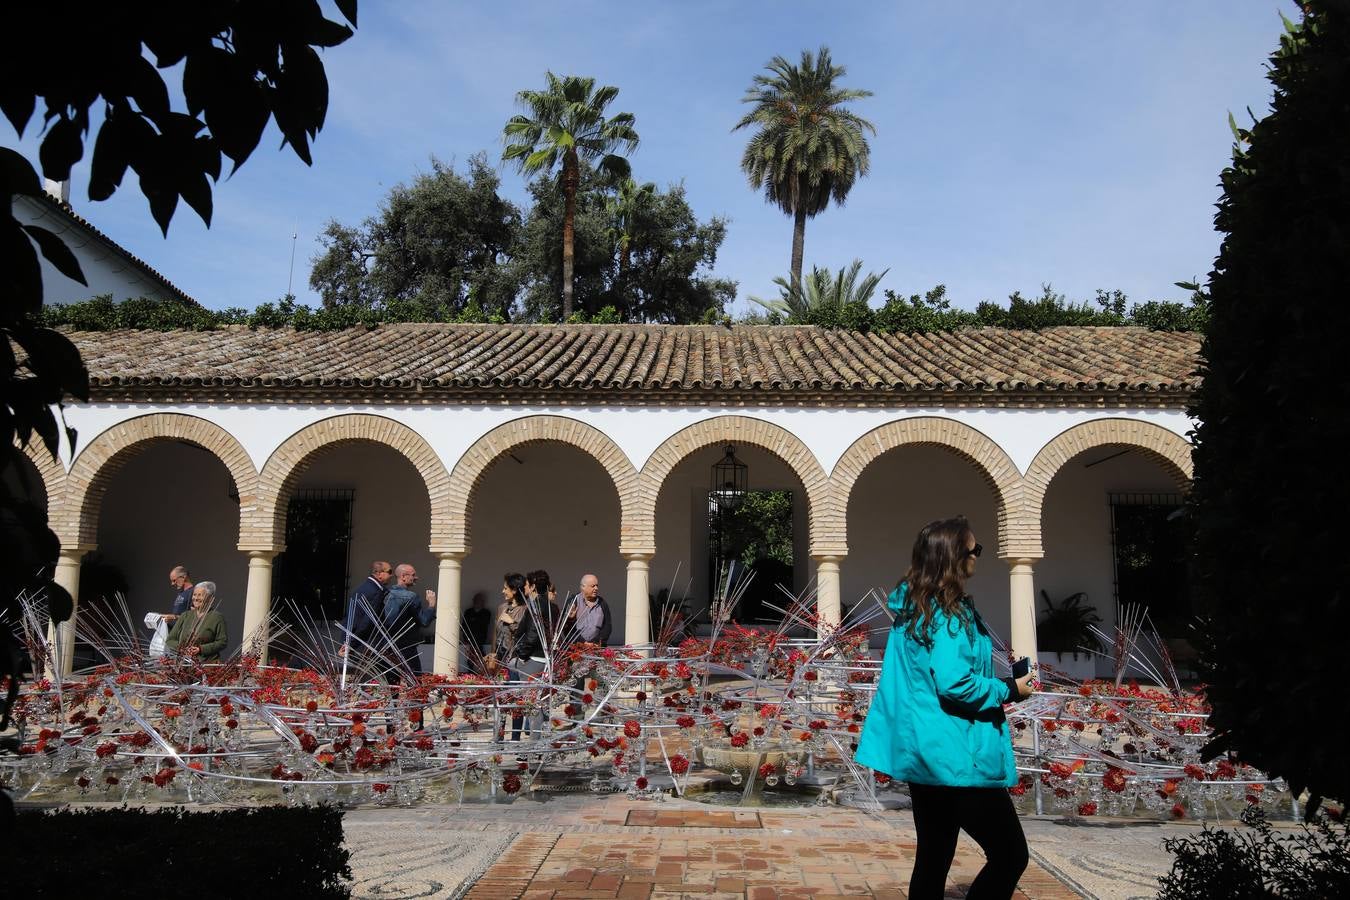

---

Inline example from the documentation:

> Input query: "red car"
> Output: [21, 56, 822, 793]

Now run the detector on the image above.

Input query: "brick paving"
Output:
[460, 796, 1081, 899]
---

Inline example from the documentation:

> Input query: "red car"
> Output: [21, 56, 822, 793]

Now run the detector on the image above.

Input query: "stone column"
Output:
[50, 545, 91, 677]
[1008, 558, 1040, 663]
[433, 552, 464, 675]
[813, 554, 843, 637]
[241, 550, 277, 662]
[624, 553, 652, 647]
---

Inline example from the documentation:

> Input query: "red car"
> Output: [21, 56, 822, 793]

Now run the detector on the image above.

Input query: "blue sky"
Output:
[10, 1, 1290, 315]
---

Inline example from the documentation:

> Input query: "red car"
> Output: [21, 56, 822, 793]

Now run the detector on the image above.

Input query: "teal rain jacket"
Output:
[854, 582, 1017, 788]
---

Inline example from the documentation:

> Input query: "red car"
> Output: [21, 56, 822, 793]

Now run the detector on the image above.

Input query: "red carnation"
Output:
[803, 670, 818, 682]
[305, 699, 319, 713]
[635, 691, 647, 702]
[730, 732, 749, 748]
[372, 783, 390, 794]
[752, 726, 765, 737]
[582, 693, 594, 704]
[624, 720, 642, 739]
[502, 773, 522, 795]
[415, 735, 434, 751]
[874, 771, 892, 787]
[676, 716, 696, 729]
[299, 732, 319, 753]
[669, 754, 689, 775]
[1077, 802, 1097, 816]
[1103, 767, 1128, 793]
[757, 762, 776, 780]
[635, 776, 649, 790]
[1170, 803, 1186, 819]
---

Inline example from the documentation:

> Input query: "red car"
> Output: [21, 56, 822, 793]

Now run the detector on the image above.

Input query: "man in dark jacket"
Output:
[382, 564, 437, 677]
[340, 561, 392, 656]
[565, 573, 612, 646]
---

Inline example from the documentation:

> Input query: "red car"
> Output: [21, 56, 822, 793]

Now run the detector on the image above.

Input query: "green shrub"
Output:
[1158, 806, 1350, 900]
[10, 805, 352, 897]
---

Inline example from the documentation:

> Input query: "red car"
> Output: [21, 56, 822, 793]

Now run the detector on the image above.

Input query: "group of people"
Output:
[146, 566, 228, 662]
[340, 561, 438, 678]
[458, 570, 613, 679]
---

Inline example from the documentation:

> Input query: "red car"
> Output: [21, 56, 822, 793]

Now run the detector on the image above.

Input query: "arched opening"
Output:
[651, 444, 811, 635]
[271, 442, 433, 662]
[92, 440, 243, 665]
[841, 445, 1006, 642]
[1037, 444, 1191, 676]
[460, 442, 623, 638]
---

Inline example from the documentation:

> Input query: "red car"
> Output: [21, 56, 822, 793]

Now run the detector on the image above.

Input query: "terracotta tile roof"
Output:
[62, 324, 1202, 397]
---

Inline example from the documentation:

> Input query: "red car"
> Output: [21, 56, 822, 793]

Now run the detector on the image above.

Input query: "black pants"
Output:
[907, 782, 1028, 900]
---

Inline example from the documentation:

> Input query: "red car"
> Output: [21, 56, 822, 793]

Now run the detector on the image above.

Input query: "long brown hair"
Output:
[898, 516, 975, 643]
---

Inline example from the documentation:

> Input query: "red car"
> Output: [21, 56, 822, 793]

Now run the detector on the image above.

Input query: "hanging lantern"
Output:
[711, 444, 748, 512]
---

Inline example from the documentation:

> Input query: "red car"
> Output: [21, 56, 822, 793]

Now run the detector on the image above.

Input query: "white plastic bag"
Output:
[144, 612, 168, 659]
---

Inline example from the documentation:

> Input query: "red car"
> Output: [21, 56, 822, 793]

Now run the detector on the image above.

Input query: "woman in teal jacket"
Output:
[855, 516, 1033, 900]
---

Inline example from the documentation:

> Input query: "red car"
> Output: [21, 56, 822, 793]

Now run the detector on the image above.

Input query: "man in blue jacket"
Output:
[382, 563, 437, 677]
[340, 561, 392, 657]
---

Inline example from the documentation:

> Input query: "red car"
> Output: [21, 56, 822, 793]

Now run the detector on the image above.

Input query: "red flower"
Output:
[299, 732, 319, 753]
[415, 735, 434, 751]
[502, 773, 522, 795]
[1170, 803, 1186, 819]
[372, 783, 390, 794]
[635, 691, 647, 702]
[153, 768, 177, 787]
[105, 776, 120, 786]
[582, 693, 594, 704]
[1077, 802, 1097, 816]
[799, 732, 812, 742]
[164, 706, 181, 719]
[758, 762, 776, 780]
[354, 746, 376, 769]
[623, 720, 642, 739]
[669, 755, 689, 775]
[730, 732, 749, 748]
[752, 726, 765, 737]
[225, 718, 239, 729]
[675, 662, 693, 681]
[95, 741, 117, 759]
[1042, 721, 1057, 732]
[1103, 767, 1128, 793]
[635, 776, 649, 790]
[77, 775, 91, 789]
[1184, 764, 1207, 781]
[305, 699, 319, 713]
[808, 720, 827, 731]
[1009, 783, 1026, 796]
[803, 670, 818, 682]
[874, 771, 892, 787]
[676, 716, 697, 729]
[1078, 684, 1093, 697]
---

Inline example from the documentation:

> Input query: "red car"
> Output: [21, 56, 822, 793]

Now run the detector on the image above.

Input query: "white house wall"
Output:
[59, 403, 1192, 479]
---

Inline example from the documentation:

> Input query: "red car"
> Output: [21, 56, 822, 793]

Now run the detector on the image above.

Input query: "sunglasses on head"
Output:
[966, 542, 983, 558]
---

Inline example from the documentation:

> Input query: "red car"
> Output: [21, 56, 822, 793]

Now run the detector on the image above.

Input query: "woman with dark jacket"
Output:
[855, 516, 1034, 900]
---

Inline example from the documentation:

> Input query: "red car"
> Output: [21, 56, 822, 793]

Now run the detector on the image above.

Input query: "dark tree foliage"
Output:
[1189, 2, 1350, 809]
[310, 154, 523, 317]
[0, 0, 356, 744]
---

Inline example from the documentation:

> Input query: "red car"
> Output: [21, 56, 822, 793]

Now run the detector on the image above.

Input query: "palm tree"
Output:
[750, 259, 889, 321]
[734, 47, 875, 291]
[503, 73, 640, 320]
[606, 177, 657, 285]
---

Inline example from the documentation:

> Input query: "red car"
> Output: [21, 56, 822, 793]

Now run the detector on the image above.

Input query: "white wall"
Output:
[1037, 446, 1185, 675]
[58, 403, 1193, 482]
[17, 195, 182, 306]
[840, 445, 1006, 646]
[460, 442, 624, 635]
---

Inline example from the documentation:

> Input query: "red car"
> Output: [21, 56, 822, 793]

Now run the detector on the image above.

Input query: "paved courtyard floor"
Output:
[345, 792, 1198, 899]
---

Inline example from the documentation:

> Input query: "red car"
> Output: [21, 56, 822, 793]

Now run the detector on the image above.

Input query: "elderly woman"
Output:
[165, 580, 229, 662]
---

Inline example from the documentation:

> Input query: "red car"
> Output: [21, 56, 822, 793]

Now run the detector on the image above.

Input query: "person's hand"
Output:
[163, 614, 177, 623]
[1013, 673, 1034, 699]
[185, 645, 200, 657]
[338, 644, 349, 658]
[425, 590, 436, 607]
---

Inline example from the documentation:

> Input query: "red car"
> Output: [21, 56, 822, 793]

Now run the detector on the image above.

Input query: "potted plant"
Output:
[1036, 590, 1103, 680]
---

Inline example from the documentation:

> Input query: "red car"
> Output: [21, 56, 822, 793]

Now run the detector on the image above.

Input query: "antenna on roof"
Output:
[286, 222, 298, 298]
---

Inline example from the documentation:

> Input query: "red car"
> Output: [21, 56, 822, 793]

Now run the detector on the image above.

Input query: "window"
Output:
[274, 489, 354, 621]
[1109, 493, 1191, 638]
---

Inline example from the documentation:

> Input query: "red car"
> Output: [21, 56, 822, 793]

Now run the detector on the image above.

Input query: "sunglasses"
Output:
[966, 542, 983, 558]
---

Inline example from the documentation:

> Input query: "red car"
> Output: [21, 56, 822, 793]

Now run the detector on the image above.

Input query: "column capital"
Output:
[238, 541, 284, 555]
[57, 543, 96, 559]
[1004, 555, 1041, 568]
[810, 553, 845, 566]
[623, 552, 653, 564]
[244, 548, 280, 562]
[434, 550, 466, 564]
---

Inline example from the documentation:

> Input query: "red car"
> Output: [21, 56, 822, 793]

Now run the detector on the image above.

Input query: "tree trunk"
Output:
[561, 155, 580, 321]
[790, 202, 807, 291]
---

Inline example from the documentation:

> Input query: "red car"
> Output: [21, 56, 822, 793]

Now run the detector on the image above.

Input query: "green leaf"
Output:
[334, 0, 358, 26]
[0, 147, 42, 197]
[22, 225, 87, 285]
[0, 89, 36, 139]
[1, 217, 43, 315]
[38, 116, 85, 182]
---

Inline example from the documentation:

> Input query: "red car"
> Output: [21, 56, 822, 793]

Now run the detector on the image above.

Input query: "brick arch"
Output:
[828, 417, 1025, 557]
[1019, 418, 1193, 557]
[13, 439, 66, 517]
[252, 414, 453, 553]
[446, 415, 639, 555]
[635, 416, 833, 556]
[61, 414, 259, 548]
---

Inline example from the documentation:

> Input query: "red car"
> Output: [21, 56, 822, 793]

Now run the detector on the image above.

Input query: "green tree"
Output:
[1189, 2, 1350, 810]
[606, 177, 656, 293]
[734, 46, 874, 291]
[750, 258, 887, 324]
[618, 182, 736, 324]
[0, 0, 357, 734]
[502, 73, 639, 320]
[310, 154, 522, 318]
